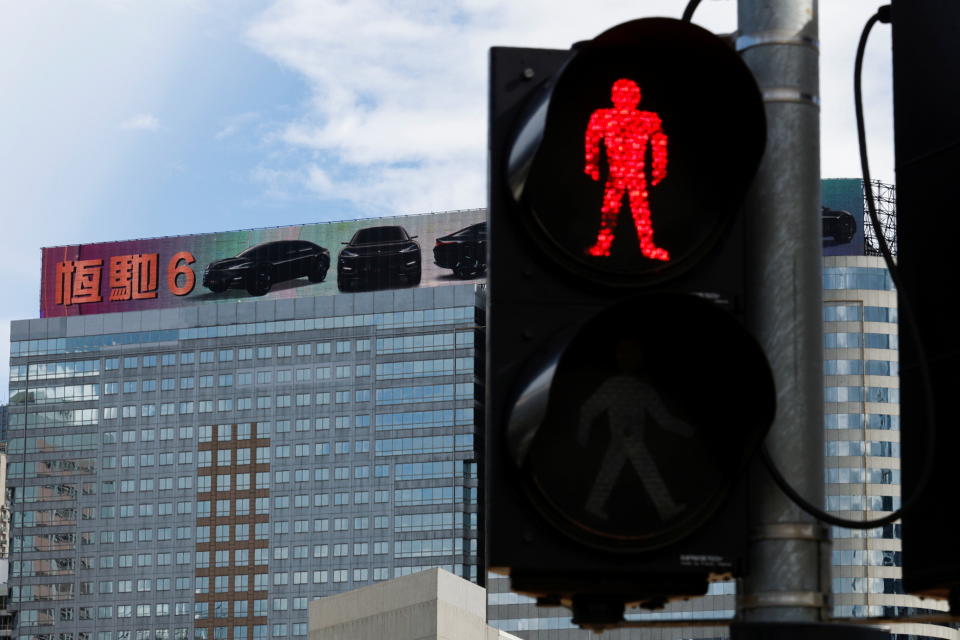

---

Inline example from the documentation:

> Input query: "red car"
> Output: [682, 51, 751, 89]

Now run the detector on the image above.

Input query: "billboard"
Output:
[821, 178, 865, 256]
[41, 209, 486, 317]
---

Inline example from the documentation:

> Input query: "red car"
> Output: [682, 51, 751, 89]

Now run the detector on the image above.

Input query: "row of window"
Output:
[831, 523, 901, 539]
[7, 409, 99, 429]
[16, 484, 476, 524]
[12, 512, 466, 552]
[823, 304, 897, 323]
[825, 359, 897, 376]
[823, 267, 895, 291]
[826, 495, 900, 512]
[824, 467, 899, 485]
[11, 308, 476, 356]
[8, 407, 476, 438]
[13, 626, 283, 640]
[824, 386, 899, 403]
[825, 413, 899, 430]
[832, 577, 903, 594]
[824, 332, 898, 349]
[9, 459, 95, 479]
[12, 626, 280, 640]
[11, 359, 100, 381]
[832, 549, 901, 567]
[825, 440, 899, 457]
[17, 462, 475, 504]
[104, 341, 369, 369]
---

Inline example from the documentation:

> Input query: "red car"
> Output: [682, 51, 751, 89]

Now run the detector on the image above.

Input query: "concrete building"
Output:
[6, 211, 484, 639]
[309, 568, 519, 640]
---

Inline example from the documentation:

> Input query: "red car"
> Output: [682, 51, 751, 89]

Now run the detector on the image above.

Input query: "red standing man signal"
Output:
[584, 78, 670, 261]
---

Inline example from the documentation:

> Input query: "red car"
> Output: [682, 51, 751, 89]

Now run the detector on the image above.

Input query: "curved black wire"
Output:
[682, 0, 703, 23]
[762, 5, 935, 530]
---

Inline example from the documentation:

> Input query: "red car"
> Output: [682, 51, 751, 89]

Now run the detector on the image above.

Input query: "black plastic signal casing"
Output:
[486, 18, 773, 612]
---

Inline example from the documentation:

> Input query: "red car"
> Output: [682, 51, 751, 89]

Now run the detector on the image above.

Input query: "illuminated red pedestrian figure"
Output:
[584, 78, 670, 260]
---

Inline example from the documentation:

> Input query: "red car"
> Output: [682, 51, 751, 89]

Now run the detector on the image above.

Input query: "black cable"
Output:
[762, 5, 936, 530]
[681, 0, 703, 23]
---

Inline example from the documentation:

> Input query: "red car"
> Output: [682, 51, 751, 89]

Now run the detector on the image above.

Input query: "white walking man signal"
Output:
[578, 375, 696, 520]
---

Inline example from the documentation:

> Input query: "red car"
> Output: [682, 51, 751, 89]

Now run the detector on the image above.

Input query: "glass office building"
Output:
[7, 248, 483, 639]
[823, 255, 952, 640]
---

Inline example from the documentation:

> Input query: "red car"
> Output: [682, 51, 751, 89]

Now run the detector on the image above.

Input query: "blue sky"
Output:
[0, 0, 894, 399]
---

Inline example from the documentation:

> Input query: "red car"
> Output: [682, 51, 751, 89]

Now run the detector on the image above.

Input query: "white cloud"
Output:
[216, 112, 260, 139]
[245, 0, 896, 215]
[244, 0, 706, 212]
[120, 113, 161, 131]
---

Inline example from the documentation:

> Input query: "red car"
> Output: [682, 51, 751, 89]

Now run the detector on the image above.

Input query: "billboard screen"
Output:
[821, 178, 865, 256]
[41, 209, 486, 317]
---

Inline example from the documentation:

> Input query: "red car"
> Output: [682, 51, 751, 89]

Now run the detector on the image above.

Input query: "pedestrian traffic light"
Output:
[486, 18, 775, 628]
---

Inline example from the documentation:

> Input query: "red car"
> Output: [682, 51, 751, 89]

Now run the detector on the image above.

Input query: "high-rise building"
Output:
[6, 210, 485, 640]
[822, 180, 953, 640]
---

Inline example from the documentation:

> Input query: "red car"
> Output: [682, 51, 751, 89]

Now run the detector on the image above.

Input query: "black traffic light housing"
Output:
[486, 18, 774, 628]
[891, 0, 960, 601]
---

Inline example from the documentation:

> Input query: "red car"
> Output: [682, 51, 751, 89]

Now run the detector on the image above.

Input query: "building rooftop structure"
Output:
[308, 568, 521, 640]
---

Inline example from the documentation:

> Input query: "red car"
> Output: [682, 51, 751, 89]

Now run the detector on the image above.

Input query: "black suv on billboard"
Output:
[822, 206, 857, 244]
[337, 226, 421, 292]
[203, 240, 330, 296]
[433, 221, 487, 279]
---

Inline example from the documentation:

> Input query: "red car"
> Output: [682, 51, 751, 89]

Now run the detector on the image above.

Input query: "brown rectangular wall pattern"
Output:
[194, 423, 269, 640]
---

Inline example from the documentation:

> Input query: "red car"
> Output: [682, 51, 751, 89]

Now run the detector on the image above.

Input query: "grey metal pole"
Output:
[736, 0, 829, 624]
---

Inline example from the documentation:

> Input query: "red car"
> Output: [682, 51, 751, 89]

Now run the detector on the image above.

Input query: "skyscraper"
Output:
[6, 210, 485, 640]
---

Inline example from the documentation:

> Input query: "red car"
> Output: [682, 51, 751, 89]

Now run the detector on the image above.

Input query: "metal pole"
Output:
[737, 0, 828, 624]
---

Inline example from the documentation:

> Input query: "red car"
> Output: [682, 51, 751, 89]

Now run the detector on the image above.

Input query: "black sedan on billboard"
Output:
[203, 240, 330, 296]
[337, 226, 421, 292]
[433, 222, 487, 279]
[822, 206, 857, 244]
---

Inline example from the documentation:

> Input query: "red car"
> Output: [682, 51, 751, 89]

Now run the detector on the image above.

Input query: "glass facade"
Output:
[822, 257, 952, 640]
[7, 285, 482, 639]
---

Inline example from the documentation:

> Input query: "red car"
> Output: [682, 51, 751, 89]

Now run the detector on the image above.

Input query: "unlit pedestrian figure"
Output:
[578, 372, 695, 521]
